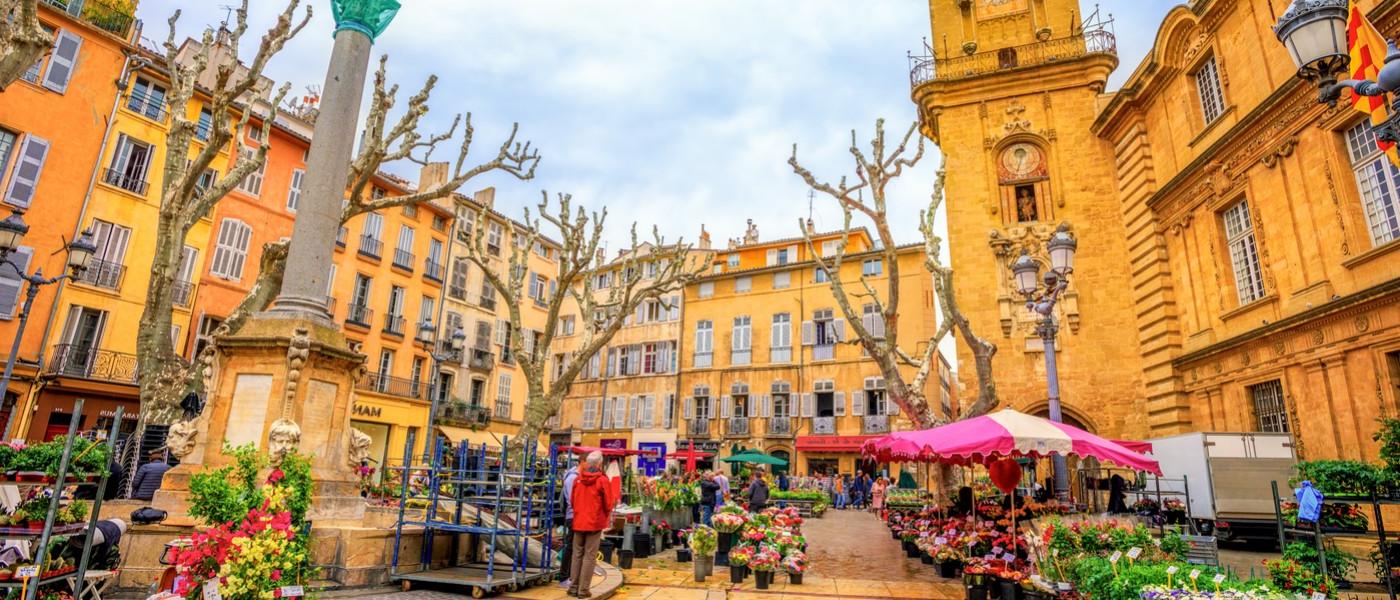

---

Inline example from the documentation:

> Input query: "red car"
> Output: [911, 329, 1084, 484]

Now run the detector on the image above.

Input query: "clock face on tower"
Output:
[978, 0, 1029, 19]
[999, 143, 1045, 181]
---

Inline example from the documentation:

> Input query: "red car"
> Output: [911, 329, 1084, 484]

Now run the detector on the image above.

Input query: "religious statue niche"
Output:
[996, 141, 1050, 226]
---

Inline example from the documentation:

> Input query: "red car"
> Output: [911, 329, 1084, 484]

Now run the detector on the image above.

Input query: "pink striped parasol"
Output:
[860, 408, 1161, 475]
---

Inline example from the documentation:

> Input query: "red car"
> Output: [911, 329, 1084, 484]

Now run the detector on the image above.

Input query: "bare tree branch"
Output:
[0, 0, 50, 91]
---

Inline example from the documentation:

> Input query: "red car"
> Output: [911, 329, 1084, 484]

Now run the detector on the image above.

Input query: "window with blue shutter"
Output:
[42, 30, 83, 93]
[3, 135, 50, 208]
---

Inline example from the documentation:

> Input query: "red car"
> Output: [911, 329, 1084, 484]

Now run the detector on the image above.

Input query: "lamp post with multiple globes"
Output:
[416, 318, 465, 458]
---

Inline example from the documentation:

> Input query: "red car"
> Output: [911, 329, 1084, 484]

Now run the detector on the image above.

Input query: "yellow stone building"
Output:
[17, 56, 222, 441]
[1089, 0, 1400, 459]
[911, 0, 1145, 440]
[676, 225, 952, 475]
[549, 233, 715, 464]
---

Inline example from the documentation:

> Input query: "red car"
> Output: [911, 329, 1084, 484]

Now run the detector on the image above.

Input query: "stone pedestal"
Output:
[153, 314, 367, 524]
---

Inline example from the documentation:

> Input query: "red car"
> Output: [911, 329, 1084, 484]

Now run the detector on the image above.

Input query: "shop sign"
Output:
[637, 442, 667, 476]
[678, 440, 720, 453]
[794, 435, 878, 453]
[600, 438, 627, 450]
[352, 404, 382, 418]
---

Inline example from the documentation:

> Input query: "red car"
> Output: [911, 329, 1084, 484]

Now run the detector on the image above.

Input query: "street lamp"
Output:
[1274, 1, 1400, 137]
[0, 211, 97, 440]
[417, 318, 465, 459]
[1012, 223, 1078, 501]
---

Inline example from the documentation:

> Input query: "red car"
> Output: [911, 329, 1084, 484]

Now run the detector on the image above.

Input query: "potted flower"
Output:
[997, 569, 1025, 600]
[1131, 497, 1159, 515]
[934, 546, 964, 579]
[728, 545, 754, 583]
[689, 525, 718, 582]
[675, 528, 693, 563]
[784, 550, 807, 584]
[963, 561, 990, 600]
[750, 546, 781, 590]
[1161, 498, 1187, 524]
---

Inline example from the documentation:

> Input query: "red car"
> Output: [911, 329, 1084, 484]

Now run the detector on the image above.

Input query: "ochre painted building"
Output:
[912, 0, 1145, 440]
[1090, 0, 1400, 460]
[0, 1, 136, 438]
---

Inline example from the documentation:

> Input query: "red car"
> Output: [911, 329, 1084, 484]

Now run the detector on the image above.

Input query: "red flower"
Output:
[268, 468, 285, 484]
[271, 569, 282, 581]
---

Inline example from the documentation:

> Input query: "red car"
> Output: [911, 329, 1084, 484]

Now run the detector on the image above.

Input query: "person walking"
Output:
[746, 469, 770, 512]
[699, 472, 720, 525]
[558, 460, 580, 586]
[568, 451, 616, 599]
[834, 474, 847, 510]
[715, 470, 730, 507]
[871, 477, 888, 513]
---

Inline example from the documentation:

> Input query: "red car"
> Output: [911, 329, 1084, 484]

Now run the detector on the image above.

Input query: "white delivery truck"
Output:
[1145, 432, 1296, 543]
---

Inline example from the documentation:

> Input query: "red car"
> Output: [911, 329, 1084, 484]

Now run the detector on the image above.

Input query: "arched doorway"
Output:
[770, 449, 791, 475]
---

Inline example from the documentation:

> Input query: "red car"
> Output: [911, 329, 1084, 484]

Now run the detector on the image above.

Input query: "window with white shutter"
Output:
[698, 281, 714, 299]
[693, 320, 713, 368]
[852, 391, 865, 416]
[614, 396, 627, 428]
[0, 247, 33, 319]
[286, 169, 304, 211]
[210, 218, 252, 280]
[834, 391, 846, 416]
[235, 148, 264, 196]
[772, 271, 790, 289]
[4, 134, 50, 208]
[628, 396, 639, 427]
[42, 30, 82, 93]
[583, 398, 598, 429]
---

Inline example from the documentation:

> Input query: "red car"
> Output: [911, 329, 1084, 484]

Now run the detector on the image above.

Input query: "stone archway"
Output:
[1022, 402, 1097, 433]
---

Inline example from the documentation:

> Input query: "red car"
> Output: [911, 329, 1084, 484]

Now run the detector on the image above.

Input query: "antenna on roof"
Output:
[807, 189, 815, 223]
[219, 4, 237, 28]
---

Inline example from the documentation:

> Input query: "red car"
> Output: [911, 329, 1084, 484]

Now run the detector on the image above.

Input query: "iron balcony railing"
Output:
[812, 416, 836, 435]
[47, 344, 138, 383]
[908, 27, 1116, 87]
[358, 235, 383, 259]
[359, 371, 425, 400]
[437, 402, 490, 428]
[726, 417, 749, 437]
[478, 288, 497, 311]
[863, 414, 890, 434]
[448, 285, 468, 300]
[424, 259, 445, 282]
[171, 280, 194, 307]
[346, 303, 373, 327]
[767, 417, 794, 437]
[124, 92, 167, 122]
[687, 418, 711, 438]
[382, 314, 407, 336]
[494, 400, 513, 420]
[436, 341, 464, 364]
[43, 0, 136, 36]
[467, 348, 495, 372]
[392, 248, 415, 271]
[76, 258, 125, 291]
[102, 167, 148, 195]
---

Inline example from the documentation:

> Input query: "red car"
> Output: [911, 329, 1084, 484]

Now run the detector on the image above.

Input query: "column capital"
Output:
[331, 0, 401, 41]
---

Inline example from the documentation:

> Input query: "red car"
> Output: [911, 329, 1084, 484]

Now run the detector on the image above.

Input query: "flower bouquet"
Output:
[783, 550, 808, 584]
[750, 545, 781, 589]
[689, 525, 718, 581]
[1131, 497, 1160, 514]
[728, 545, 754, 583]
[713, 511, 747, 533]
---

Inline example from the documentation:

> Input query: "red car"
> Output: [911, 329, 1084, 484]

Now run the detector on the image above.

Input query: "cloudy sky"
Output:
[135, 0, 1178, 250]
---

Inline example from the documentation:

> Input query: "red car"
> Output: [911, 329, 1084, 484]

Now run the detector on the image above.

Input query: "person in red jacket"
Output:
[568, 451, 616, 598]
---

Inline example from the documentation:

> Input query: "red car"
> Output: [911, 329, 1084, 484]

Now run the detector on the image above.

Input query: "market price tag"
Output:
[279, 586, 304, 597]
[1107, 550, 1122, 563]
[1126, 547, 1142, 560]
[1057, 582, 1071, 591]
[1310, 593, 1327, 600]
[1165, 566, 1179, 575]
[1051, 548, 1059, 558]
[15, 566, 37, 578]
[203, 580, 222, 600]
[934, 537, 947, 545]
[1188, 569, 1202, 581]
[1212, 574, 1226, 585]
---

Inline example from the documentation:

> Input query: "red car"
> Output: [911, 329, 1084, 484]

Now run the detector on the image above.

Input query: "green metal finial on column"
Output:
[331, 0, 401, 41]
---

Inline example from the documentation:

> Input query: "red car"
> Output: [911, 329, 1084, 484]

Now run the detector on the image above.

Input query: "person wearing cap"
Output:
[131, 450, 170, 501]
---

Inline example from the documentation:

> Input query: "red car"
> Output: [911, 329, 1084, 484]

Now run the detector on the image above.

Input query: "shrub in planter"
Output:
[1282, 541, 1356, 585]
[1292, 459, 1387, 496]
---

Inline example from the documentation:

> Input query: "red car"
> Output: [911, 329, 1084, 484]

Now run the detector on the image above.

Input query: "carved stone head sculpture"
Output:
[268, 418, 302, 465]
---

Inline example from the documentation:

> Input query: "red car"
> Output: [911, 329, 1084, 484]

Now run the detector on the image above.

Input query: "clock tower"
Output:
[911, 0, 1147, 439]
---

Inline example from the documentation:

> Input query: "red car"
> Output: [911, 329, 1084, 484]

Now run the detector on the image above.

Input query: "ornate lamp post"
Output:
[1274, 1, 1400, 138]
[1011, 224, 1077, 501]
[0, 210, 97, 440]
[416, 318, 465, 458]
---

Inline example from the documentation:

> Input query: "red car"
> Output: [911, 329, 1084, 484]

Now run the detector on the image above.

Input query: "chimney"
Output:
[420, 162, 449, 191]
[806, 218, 815, 235]
[595, 248, 605, 267]
[474, 187, 496, 211]
[743, 219, 759, 244]
[699, 225, 711, 250]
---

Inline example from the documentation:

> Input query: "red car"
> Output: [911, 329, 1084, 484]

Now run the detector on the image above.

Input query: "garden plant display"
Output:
[1280, 502, 1368, 531]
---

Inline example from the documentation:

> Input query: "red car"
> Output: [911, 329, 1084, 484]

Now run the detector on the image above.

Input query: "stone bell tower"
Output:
[911, 0, 1146, 439]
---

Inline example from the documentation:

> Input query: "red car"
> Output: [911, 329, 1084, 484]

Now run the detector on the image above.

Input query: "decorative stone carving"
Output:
[1356, 316, 1370, 333]
[264, 327, 312, 465]
[1311, 329, 1325, 345]
[166, 419, 200, 460]
[963, 41, 978, 56]
[1240, 351, 1251, 367]
[1004, 102, 1031, 133]
[1323, 162, 1351, 256]
[268, 418, 302, 466]
[1259, 137, 1298, 168]
[1273, 341, 1286, 356]
[347, 426, 373, 468]
[988, 222, 1080, 339]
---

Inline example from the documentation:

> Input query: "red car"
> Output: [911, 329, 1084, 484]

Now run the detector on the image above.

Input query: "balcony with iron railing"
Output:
[726, 417, 749, 438]
[382, 314, 407, 337]
[358, 235, 383, 260]
[172, 280, 195, 307]
[687, 418, 711, 438]
[467, 347, 495, 372]
[767, 416, 794, 437]
[102, 167, 149, 195]
[436, 341, 464, 364]
[811, 416, 836, 435]
[47, 344, 138, 384]
[424, 259, 445, 283]
[358, 371, 425, 400]
[392, 249, 415, 272]
[437, 401, 490, 428]
[345, 303, 373, 328]
[76, 258, 125, 291]
[863, 414, 890, 434]
[908, 26, 1116, 87]
[42, 0, 137, 37]
[123, 92, 167, 122]
[478, 288, 497, 312]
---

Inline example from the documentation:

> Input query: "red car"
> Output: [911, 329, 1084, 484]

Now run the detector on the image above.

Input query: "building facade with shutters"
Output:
[548, 234, 715, 462]
[1086, 0, 1400, 461]
[0, 0, 137, 439]
[672, 225, 953, 476]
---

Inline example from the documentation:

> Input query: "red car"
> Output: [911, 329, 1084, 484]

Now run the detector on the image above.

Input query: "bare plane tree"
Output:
[459, 194, 705, 445]
[789, 118, 998, 429]
[0, 0, 50, 91]
[137, 0, 540, 425]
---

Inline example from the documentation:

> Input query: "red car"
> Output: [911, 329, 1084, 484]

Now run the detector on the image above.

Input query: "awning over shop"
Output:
[795, 435, 881, 453]
[435, 426, 546, 454]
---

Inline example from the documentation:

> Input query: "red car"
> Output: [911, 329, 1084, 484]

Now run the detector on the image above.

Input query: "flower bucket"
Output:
[618, 549, 634, 569]
[676, 548, 692, 563]
[921, 552, 935, 565]
[939, 560, 961, 579]
[694, 560, 707, 583]
[755, 570, 773, 590]
[789, 572, 803, 585]
[998, 580, 1021, 600]
[600, 539, 616, 563]
[966, 584, 988, 600]
[905, 544, 921, 559]
[730, 567, 746, 584]
[698, 555, 714, 577]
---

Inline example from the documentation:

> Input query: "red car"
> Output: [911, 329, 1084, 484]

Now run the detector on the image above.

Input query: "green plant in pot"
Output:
[689, 525, 717, 581]
[1376, 417, 1400, 495]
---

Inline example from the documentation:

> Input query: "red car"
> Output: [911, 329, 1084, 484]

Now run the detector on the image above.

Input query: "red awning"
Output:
[796, 435, 882, 453]
[1112, 439, 1153, 454]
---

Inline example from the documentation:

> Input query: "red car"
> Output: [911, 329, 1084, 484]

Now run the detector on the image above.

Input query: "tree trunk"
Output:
[135, 217, 190, 424]
[0, 0, 51, 92]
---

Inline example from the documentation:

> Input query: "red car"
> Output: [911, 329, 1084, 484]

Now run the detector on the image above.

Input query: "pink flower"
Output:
[271, 569, 282, 581]
[268, 469, 285, 484]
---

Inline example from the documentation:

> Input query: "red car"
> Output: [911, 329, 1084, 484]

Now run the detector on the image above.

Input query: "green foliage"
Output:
[1265, 557, 1335, 596]
[187, 444, 270, 526]
[1281, 541, 1357, 581]
[1374, 417, 1400, 488]
[0, 445, 17, 470]
[278, 453, 314, 529]
[1291, 460, 1386, 495]
[12, 439, 64, 475]
[1071, 557, 1247, 600]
